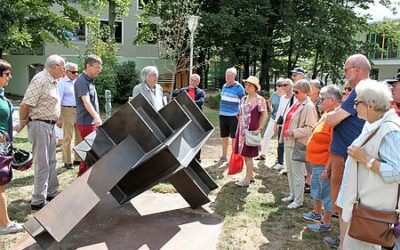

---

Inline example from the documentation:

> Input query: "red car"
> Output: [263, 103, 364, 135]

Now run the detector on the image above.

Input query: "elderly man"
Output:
[74, 54, 102, 177]
[290, 67, 306, 83]
[175, 73, 205, 162]
[18, 55, 65, 210]
[387, 73, 400, 116]
[214, 67, 245, 163]
[323, 54, 370, 249]
[132, 66, 166, 111]
[58, 62, 82, 170]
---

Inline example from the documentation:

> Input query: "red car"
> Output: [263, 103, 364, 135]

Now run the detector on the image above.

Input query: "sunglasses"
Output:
[345, 87, 352, 91]
[2, 72, 11, 77]
[277, 84, 288, 87]
[67, 70, 79, 74]
[293, 90, 299, 94]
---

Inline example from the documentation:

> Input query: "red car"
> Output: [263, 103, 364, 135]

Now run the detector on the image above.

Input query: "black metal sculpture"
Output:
[23, 92, 217, 248]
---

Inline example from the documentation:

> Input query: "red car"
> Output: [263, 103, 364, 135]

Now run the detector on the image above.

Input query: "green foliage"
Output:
[0, 0, 83, 57]
[114, 61, 141, 104]
[95, 64, 118, 110]
[205, 90, 221, 109]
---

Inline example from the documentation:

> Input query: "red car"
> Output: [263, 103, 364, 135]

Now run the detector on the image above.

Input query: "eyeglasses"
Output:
[293, 90, 299, 94]
[67, 70, 79, 74]
[321, 97, 332, 102]
[90, 64, 103, 70]
[2, 72, 11, 77]
[354, 99, 364, 108]
[55, 64, 65, 71]
[277, 84, 288, 87]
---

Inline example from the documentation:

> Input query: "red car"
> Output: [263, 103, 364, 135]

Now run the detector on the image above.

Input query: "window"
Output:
[29, 64, 44, 82]
[66, 23, 86, 42]
[100, 20, 123, 43]
[370, 69, 379, 80]
[137, 22, 157, 44]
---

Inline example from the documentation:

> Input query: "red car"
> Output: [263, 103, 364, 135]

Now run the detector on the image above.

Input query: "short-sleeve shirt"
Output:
[219, 82, 245, 116]
[0, 88, 10, 134]
[75, 73, 99, 125]
[21, 69, 60, 121]
[330, 90, 365, 157]
[270, 92, 281, 120]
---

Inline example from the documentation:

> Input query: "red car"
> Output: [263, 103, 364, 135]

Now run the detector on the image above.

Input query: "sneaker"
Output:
[0, 221, 24, 235]
[307, 223, 331, 232]
[273, 164, 285, 171]
[279, 168, 287, 175]
[323, 236, 340, 249]
[73, 160, 81, 165]
[303, 211, 322, 221]
[214, 157, 228, 163]
[234, 179, 250, 187]
[63, 163, 73, 169]
[255, 155, 266, 160]
[281, 196, 294, 202]
[31, 201, 48, 210]
[304, 183, 311, 193]
[287, 201, 303, 209]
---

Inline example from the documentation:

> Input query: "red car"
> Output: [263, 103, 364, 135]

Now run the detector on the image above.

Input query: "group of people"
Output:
[0, 57, 206, 236]
[215, 54, 400, 249]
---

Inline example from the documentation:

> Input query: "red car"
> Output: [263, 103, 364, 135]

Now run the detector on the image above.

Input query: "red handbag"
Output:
[228, 138, 244, 175]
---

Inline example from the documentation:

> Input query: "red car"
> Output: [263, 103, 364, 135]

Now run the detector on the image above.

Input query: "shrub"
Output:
[114, 61, 140, 104]
[205, 90, 221, 109]
[94, 64, 118, 110]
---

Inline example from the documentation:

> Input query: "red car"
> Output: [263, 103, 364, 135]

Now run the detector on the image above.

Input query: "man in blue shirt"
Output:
[58, 62, 82, 169]
[323, 54, 370, 249]
[215, 67, 245, 163]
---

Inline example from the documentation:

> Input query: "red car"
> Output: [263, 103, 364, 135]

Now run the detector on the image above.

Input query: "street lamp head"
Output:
[188, 15, 200, 33]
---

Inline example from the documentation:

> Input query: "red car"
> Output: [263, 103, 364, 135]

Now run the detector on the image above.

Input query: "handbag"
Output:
[348, 126, 399, 248]
[245, 130, 261, 147]
[291, 106, 306, 162]
[292, 141, 306, 162]
[276, 115, 284, 125]
[0, 134, 13, 185]
[228, 138, 244, 175]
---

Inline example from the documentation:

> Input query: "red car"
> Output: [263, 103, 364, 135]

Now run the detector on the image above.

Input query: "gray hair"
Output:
[84, 54, 102, 69]
[282, 78, 293, 87]
[141, 66, 159, 82]
[310, 79, 322, 91]
[276, 78, 284, 85]
[191, 73, 200, 82]
[293, 79, 311, 94]
[45, 55, 65, 68]
[320, 85, 342, 102]
[226, 67, 237, 76]
[355, 79, 392, 112]
[65, 62, 78, 71]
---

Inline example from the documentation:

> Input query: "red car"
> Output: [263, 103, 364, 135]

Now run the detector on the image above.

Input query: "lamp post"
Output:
[188, 15, 200, 77]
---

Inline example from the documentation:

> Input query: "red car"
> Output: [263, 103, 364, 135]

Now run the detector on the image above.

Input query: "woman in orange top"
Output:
[303, 85, 342, 232]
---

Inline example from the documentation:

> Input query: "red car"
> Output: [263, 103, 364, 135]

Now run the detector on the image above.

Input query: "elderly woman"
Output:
[235, 76, 268, 187]
[337, 80, 400, 249]
[132, 66, 165, 111]
[281, 79, 318, 209]
[272, 78, 295, 173]
[0, 60, 23, 235]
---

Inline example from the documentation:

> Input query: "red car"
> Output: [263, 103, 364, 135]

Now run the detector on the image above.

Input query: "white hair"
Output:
[65, 62, 78, 71]
[226, 67, 237, 76]
[45, 55, 65, 68]
[141, 66, 159, 82]
[320, 85, 342, 102]
[355, 79, 393, 111]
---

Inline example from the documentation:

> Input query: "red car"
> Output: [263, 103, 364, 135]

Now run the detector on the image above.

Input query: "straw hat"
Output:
[242, 76, 261, 91]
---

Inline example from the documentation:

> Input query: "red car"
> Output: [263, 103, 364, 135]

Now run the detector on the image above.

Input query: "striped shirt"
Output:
[219, 82, 245, 116]
[379, 131, 400, 183]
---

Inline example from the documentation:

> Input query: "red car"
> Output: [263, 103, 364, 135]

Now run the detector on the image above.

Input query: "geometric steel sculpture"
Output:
[23, 92, 217, 247]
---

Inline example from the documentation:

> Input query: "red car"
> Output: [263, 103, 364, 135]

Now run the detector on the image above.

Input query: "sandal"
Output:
[235, 179, 250, 187]
[255, 155, 266, 160]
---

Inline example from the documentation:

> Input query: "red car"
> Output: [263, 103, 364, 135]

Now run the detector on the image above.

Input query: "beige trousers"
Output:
[61, 106, 82, 164]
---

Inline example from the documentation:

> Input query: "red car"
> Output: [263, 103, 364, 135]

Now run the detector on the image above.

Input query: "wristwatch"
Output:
[366, 158, 375, 169]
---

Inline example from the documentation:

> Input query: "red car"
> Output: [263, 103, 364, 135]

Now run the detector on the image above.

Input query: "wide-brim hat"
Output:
[387, 73, 400, 85]
[242, 76, 261, 91]
[290, 67, 306, 76]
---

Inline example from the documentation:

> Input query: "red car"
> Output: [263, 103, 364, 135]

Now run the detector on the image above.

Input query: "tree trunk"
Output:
[243, 50, 250, 79]
[0, 48, 3, 59]
[312, 50, 319, 79]
[108, 0, 117, 42]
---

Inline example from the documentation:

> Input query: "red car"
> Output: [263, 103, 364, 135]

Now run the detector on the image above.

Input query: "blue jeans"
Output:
[310, 164, 332, 213]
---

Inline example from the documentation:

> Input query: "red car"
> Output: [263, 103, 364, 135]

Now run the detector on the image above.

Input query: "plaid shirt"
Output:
[22, 69, 60, 121]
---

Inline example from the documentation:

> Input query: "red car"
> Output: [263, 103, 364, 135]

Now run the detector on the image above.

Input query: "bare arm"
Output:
[81, 95, 102, 127]
[325, 107, 351, 128]
[16, 103, 31, 132]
